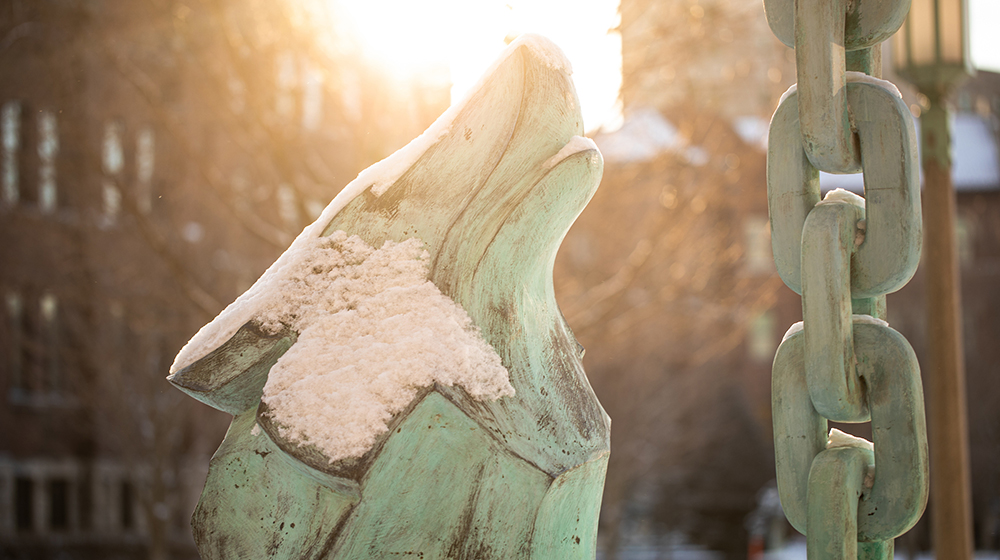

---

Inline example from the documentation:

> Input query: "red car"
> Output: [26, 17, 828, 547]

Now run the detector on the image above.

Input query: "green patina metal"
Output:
[168, 37, 610, 559]
[773, 325, 929, 548]
[765, 0, 930, 556]
[766, 82, 922, 301]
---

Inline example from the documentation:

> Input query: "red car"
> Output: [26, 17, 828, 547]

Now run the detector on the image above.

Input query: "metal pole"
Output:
[920, 92, 974, 560]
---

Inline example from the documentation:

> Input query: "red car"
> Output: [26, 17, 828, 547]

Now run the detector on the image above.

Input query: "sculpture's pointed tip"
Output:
[506, 33, 574, 75]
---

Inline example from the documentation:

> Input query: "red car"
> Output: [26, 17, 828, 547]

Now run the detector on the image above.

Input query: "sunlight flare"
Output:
[328, 0, 622, 131]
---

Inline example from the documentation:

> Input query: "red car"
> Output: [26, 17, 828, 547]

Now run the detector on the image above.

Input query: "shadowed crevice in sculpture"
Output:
[168, 322, 296, 415]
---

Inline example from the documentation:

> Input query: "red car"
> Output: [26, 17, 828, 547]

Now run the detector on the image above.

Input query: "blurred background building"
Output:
[0, 0, 997, 559]
[559, 0, 999, 558]
[0, 1, 447, 558]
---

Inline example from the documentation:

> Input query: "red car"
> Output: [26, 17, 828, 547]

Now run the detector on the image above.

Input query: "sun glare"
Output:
[329, 0, 622, 132]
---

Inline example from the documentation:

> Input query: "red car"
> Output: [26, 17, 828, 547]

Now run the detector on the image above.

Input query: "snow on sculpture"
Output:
[168, 34, 610, 559]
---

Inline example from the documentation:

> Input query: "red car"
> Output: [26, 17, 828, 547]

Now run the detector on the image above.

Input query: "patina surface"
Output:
[168, 37, 610, 559]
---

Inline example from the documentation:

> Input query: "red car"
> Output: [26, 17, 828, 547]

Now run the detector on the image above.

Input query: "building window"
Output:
[2, 101, 21, 206]
[748, 311, 776, 362]
[743, 216, 774, 275]
[7, 292, 64, 402]
[276, 52, 297, 120]
[302, 63, 323, 131]
[277, 183, 300, 230]
[37, 110, 58, 214]
[102, 120, 124, 224]
[18, 293, 37, 395]
[14, 477, 33, 532]
[48, 478, 69, 531]
[6, 291, 24, 394]
[956, 214, 974, 268]
[135, 127, 155, 214]
[76, 470, 92, 531]
[39, 293, 60, 394]
[120, 480, 134, 531]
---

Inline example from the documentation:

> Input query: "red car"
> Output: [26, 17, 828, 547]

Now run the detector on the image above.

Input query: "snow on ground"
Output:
[599, 539, 1000, 560]
[764, 541, 1000, 560]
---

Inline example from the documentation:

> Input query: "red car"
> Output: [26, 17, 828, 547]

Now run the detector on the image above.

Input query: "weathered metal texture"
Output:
[766, 0, 929, 554]
[793, 0, 861, 173]
[805, 448, 895, 559]
[773, 323, 929, 548]
[772, 328, 826, 536]
[806, 447, 872, 559]
[169, 324, 297, 415]
[764, 0, 908, 172]
[802, 201, 868, 422]
[168, 39, 610, 559]
[763, 0, 910, 51]
[922, 96, 976, 560]
[767, 82, 921, 299]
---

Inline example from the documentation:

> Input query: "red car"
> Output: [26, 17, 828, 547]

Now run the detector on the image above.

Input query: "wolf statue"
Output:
[168, 35, 610, 560]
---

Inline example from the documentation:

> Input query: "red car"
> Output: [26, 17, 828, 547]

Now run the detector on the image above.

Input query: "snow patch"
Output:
[827, 428, 876, 488]
[544, 136, 597, 169]
[517, 34, 574, 74]
[845, 71, 902, 99]
[733, 115, 770, 151]
[827, 428, 873, 451]
[778, 83, 798, 106]
[592, 107, 682, 163]
[817, 187, 865, 207]
[781, 321, 804, 342]
[259, 233, 513, 462]
[202, 231, 513, 463]
[852, 314, 888, 327]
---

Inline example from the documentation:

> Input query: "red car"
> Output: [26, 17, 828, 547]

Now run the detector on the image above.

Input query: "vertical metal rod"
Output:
[920, 94, 974, 560]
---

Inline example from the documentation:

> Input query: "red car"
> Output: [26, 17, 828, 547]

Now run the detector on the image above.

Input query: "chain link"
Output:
[764, 0, 929, 556]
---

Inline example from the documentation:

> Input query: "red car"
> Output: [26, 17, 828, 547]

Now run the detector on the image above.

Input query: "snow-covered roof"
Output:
[819, 112, 1000, 193]
[593, 107, 680, 162]
[733, 116, 770, 151]
[952, 113, 1000, 189]
[593, 107, 708, 165]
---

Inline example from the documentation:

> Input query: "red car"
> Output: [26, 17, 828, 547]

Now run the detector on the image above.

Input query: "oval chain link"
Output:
[763, 0, 910, 53]
[767, 78, 921, 298]
[773, 325, 929, 542]
[764, 0, 929, 556]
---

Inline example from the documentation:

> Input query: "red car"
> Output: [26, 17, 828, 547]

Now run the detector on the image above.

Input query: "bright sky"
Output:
[330, 0, 998, 133]
[969, 0, 1000, 73]
[331, 0, 622, 132]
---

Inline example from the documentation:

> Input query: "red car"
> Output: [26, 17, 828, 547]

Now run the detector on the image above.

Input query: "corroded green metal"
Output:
[764, 0, 910, 51]
[806, 447, 895, 560]
[772, 322, 929, 553]
[802, 200, 868, 422]
[767, 81, 921, 300]
[766, 0, 929, 555]
[168, 38, 610, 559]
[807, 447, 872, 559]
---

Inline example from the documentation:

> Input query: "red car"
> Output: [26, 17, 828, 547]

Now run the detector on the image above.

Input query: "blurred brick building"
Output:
[0, 1, 447, 558]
